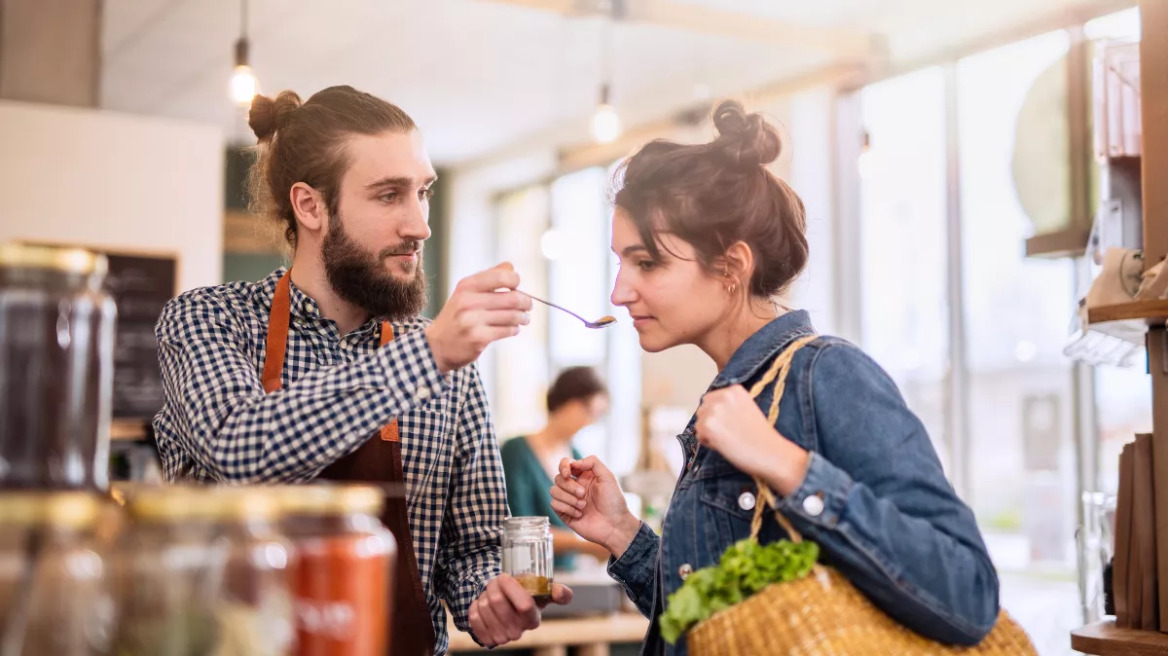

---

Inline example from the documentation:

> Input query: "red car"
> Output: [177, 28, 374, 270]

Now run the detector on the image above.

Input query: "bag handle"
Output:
[746, 333, 818, 543]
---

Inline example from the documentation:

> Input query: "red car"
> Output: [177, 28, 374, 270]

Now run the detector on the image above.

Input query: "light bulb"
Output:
[591, 104, 622, 144]
[857, 149, 874, 179]
[231, 65, 257, 105]
[540, 230, 563, 261]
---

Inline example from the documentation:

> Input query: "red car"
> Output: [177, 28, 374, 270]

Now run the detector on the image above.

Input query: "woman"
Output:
[549, 101, 1000, 655]
[501, 367, 612, 569]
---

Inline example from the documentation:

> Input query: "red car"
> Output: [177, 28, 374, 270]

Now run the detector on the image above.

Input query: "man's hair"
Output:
[246, 85, 416, 249]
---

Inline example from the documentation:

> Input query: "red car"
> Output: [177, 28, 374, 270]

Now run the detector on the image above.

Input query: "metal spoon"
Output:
[517, 291, 616, 329]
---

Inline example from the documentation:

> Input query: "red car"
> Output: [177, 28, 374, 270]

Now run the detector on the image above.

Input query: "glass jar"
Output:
[111, 486, 226, 656]
[210, 487, 295, 656]
[501, 516, 554, 604]
[112, 486, 295, 656]
[277, 485, 396, 656]
[0, 243, 116, 490]
[0, 492, 112, 656]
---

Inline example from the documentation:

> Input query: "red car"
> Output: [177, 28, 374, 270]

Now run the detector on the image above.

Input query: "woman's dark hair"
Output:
[612, 99, 809, 297]
[547, 367, 607, 413]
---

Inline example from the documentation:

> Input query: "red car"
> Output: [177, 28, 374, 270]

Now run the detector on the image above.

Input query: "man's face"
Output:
[322, 130, 437, 321]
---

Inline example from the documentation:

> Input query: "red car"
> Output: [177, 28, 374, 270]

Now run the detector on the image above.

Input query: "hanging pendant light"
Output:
[230, 0, 258, 105]
[591, 82, 622, 144]
[590, 6, 621, 144]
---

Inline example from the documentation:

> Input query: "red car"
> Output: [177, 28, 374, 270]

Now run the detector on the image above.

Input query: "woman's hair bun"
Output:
[248, 91, 303, 142]
[712, 99, 782, 171]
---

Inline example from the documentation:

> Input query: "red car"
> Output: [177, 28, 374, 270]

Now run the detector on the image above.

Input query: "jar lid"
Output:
[0, 243, 108, 276]
[504, 516, 550, 532]
[273, 484, 383, 517]
[129, 486, 278, 522]
[0, 492, 101, 528]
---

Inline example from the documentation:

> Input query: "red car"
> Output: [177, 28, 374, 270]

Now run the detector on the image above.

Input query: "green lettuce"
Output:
[659, 538, 819, 644]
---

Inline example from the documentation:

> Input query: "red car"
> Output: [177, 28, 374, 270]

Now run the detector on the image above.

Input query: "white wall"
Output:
[446, 148, 558, 400]
[0, 100, 223, 292]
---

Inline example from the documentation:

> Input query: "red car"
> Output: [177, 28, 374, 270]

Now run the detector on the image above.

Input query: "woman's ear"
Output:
[719, 241, 755, 289]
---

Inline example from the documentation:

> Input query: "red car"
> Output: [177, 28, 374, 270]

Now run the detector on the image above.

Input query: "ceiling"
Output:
[99, 0, 1133, 166]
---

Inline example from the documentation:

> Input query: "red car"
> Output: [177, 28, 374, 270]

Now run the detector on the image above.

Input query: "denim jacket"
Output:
[607, 311, 1000, 656]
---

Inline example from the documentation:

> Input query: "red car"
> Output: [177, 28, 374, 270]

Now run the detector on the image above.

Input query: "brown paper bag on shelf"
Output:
[1133, 433, 1159, 630]
[1116, 443, 1135, 627]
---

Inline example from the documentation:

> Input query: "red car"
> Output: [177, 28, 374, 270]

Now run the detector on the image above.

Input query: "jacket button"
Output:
[417, 386, 431, 400]
[737, 491, 756, 511]
[802, 494, 825, 517]
[678, 564, 693, 580]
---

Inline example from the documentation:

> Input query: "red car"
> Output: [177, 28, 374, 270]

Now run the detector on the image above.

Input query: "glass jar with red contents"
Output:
[277, 485, 396, 656]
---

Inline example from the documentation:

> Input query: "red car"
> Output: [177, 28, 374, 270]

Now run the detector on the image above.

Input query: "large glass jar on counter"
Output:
[0, 243, 116, 490]
[0, 492, 112, 656]
[113, 486, 296, 656]
[277, 485, 396, 656]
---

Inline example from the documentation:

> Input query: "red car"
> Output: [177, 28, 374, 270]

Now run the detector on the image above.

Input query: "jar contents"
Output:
[501, 517, 554, 605]
[277, 484, 395, 656]
[0, 492, 110, 656]
[111, 486, 294, 656]
[0, 243, 116, 491]
[513, 574, 552, 604]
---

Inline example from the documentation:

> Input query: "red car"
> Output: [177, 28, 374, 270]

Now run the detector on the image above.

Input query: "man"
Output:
[153, 85, 569, 655]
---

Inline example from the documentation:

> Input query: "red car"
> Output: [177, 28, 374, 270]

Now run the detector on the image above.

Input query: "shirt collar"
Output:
[256, 267, 430, 337]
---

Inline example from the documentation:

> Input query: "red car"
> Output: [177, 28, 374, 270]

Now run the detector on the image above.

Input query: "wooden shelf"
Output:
[1071, 621, 1168, 655]
[1088, 299, 1168, 327]
[109, 419, 147, 442]
[1024, 227, 1091, 259]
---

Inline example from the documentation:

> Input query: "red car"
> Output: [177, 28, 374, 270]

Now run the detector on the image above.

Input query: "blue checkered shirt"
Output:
[152, 268, 504, 654]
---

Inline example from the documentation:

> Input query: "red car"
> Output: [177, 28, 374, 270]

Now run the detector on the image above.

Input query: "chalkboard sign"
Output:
[102, 252, 177, 419]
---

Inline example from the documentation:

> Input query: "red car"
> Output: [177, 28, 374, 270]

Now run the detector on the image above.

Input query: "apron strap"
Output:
[261, 271, 294, 393]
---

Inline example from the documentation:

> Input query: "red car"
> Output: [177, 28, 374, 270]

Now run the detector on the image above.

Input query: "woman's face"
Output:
[610, 207, 730, 353]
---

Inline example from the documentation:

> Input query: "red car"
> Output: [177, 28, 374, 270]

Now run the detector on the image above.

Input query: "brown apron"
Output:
[263, 270, 436, 656]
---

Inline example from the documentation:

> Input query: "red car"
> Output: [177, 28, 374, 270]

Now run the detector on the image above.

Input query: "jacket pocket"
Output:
[696, 462, 759, 561]
[696, 452, 792, 557]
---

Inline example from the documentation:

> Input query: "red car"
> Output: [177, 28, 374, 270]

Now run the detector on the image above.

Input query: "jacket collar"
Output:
[709, 310, 816, 389]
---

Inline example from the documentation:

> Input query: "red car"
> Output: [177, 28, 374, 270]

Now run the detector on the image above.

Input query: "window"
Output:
[858, 67, 951, 470]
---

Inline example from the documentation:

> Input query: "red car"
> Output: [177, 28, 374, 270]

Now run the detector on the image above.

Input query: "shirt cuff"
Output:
[606, 521, 657, 589]
[775, 451, 852, 530]
[454, 571, 495, 647]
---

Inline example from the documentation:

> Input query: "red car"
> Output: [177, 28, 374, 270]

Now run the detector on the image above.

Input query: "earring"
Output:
[725, 282, 737, 295]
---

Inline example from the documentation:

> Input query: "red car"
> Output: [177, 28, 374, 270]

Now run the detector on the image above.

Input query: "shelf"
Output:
[110, 419, 147, 442]
[1024, 227, 1091, 259]
[1071, 621, 1168, 655]
[1088, 299, 1168, 328]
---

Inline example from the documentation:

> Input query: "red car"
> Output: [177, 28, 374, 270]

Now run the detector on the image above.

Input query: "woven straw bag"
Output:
[685, 335, 1038, 656]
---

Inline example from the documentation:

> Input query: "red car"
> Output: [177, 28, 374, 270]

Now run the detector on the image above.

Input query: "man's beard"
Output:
[321, 214, 428, 322]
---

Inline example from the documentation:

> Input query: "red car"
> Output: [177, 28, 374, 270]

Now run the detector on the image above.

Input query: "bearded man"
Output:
[153, 85, 569, 656]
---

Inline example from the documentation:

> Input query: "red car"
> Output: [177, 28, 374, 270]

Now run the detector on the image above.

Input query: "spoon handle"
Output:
[516, 290, 590, 325]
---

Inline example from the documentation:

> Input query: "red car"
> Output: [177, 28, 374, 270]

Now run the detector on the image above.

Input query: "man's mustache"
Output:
[379, 241, 423, 259]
